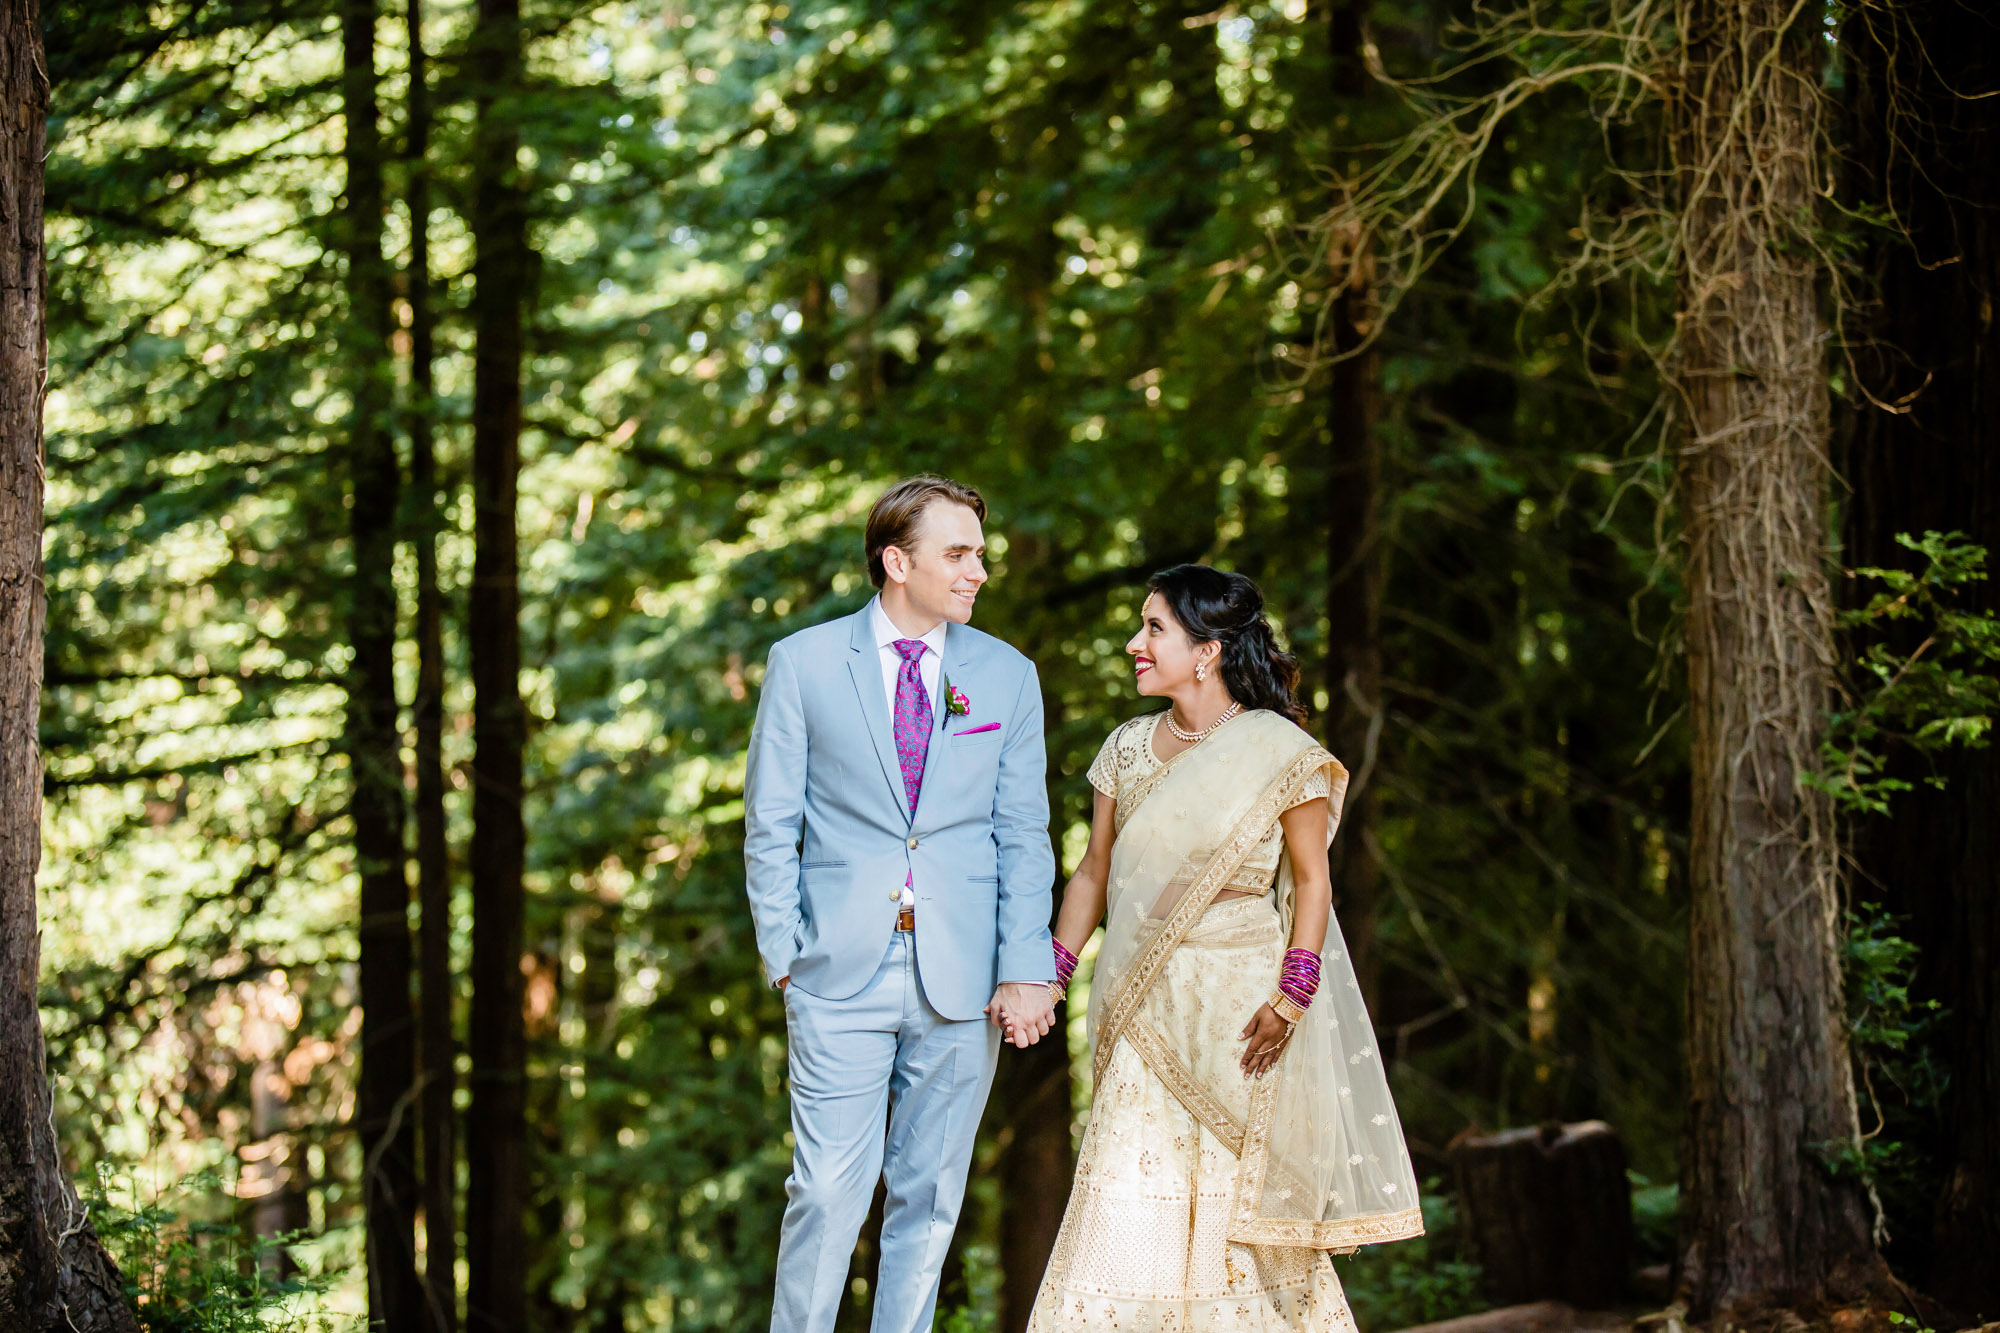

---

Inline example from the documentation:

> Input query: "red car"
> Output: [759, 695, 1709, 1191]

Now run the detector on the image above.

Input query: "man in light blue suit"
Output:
[745, 475, 1058, 1333]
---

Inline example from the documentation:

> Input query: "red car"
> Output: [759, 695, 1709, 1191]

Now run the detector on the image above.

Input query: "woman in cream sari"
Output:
[1026, 566, 1423, 1333]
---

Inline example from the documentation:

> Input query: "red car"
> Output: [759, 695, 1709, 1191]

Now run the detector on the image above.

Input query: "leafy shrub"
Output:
[1836, 903, 1947, 1257]
[1815, 531, 2000, 816]
[1628, 1173, 1678, 1267]
[1334, 1188, 1487, 1333]
[935, 1240, 1001, 1333]
[87, 1169, 346, 1333]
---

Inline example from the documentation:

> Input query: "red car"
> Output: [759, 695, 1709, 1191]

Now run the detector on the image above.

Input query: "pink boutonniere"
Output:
[944, 682, 971, 718]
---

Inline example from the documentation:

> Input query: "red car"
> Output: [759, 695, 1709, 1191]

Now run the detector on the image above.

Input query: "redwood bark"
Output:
[245, 1042, 305, 1280]
[463, 0, 530, 1329]
[1316, 0, 1384, 1004]
[1670, 0, 1887, 1314]
[576, 898, 629, 1333]
[524, 944, 567, 1333]
[343, 0, 424, 1326]
[995, 997, 1072, 1333]
[0, 2, 138, 1326]
[994, 694, 1076, 1333]
[406, 2, 458, 1328]
[1845, 2, 2000, 1316]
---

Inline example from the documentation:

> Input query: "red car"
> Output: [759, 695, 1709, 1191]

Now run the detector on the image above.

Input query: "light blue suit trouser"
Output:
[774, 932, 1000, 1333]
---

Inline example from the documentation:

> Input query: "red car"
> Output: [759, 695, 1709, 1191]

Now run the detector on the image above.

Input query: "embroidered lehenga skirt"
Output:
[1026, 897, 1359, 1333]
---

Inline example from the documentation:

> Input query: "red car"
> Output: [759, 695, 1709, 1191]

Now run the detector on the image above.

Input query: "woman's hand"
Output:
[1238, 1002, 1293, 1078]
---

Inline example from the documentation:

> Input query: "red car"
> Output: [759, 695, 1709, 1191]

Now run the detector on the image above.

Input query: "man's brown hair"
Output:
[864, 475, 988, 589]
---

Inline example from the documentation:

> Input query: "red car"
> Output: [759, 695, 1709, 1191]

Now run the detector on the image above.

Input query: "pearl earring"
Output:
[1196, 663, 1208, 682]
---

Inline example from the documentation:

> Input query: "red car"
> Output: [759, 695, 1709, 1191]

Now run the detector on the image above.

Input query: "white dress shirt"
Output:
[869, 597, 946, 906]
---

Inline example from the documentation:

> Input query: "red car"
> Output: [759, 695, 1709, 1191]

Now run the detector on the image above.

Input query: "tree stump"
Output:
[1451, 1120, 1634, 1308]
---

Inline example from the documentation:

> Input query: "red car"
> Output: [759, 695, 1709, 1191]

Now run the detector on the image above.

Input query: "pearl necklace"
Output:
[1166, 700, 1242, 744]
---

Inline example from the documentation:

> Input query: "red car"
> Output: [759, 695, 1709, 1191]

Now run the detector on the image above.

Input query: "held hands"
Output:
[780, 976, 1051, 1049]
[1239, 1002, 1292, 1078]
[987, 981, 1056, 1049]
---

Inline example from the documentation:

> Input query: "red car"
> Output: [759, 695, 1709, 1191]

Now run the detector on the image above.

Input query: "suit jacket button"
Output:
[890, 892, 901, 902]
[907, 836, 919, 849]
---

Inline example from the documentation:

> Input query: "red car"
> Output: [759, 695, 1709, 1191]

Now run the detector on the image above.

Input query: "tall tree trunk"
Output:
[992, 579, 1073, 1333]
[0, 3, 138, 1327]
[1845, 2, 2000, 1317]
[405, 2, 458, 1328]
[463, 0, 530, 1329]
[995, 1004, 1071, 1333]
[843, 259, 884, 407]
[576, 895, 629, 1333]
[523, 942, 568, 1333]
[1317, 0, 1384, 1006]
[242, 996, 305, 1282]
[245, 1053, 306, 1280]
[1670, 0, 1887, 1315]
[995, 895, 1070, 1333]
[342, 0, 424, 1326]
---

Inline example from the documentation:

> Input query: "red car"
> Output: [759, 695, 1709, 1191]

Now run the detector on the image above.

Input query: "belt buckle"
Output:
[895, 906, 916, 932]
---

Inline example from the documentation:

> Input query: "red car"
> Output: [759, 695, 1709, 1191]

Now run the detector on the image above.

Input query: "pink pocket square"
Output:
[957, 722, 1002, 736]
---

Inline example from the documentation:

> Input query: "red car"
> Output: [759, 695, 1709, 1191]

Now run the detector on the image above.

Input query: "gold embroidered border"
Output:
[1228, 1047, 1285, 1226]
[1125, 1018, 1247, 1157]
[1127, 1014, 1340, 1229]
[1093, 743, 1333, 1089]
[1224, 1010, 1425, 1252]
[1110, 717, 1201, 838]
[1229, 1206, 1427, 1250]
[1127, 1012, 1425, 1253]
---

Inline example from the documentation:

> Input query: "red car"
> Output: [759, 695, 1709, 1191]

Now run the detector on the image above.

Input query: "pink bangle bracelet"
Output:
[1279, 947, 1321, 1009]
[1052, 937, 1080, 989]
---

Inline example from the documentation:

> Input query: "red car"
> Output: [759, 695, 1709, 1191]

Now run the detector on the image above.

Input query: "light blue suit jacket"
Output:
[743, 601, 1056, 1021]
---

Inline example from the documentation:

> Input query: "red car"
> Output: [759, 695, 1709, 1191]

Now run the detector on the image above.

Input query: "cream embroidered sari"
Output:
[1027, 710, 1422, 1333]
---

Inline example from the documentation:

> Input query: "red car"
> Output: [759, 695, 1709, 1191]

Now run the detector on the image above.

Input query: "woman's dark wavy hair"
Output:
[1145, 564, 1305, 724]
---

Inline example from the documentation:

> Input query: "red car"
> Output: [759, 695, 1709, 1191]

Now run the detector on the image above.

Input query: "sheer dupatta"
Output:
[1085, 709, 1424, 1251]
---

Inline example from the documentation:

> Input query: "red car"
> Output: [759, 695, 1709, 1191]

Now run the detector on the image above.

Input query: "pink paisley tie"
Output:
[891, 638, 933, 816]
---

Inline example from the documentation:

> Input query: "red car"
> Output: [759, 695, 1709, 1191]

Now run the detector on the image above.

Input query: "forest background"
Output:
[12, 0, 2000, 1330]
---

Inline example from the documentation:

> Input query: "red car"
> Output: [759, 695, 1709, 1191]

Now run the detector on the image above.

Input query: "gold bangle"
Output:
[1269, 991, 1308, 1025]
[1047, 981, 1067, 1003]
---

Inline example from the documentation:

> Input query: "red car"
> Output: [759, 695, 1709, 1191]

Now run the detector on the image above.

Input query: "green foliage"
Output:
[1806, 531, 1994, 1256]
[1334, 1189, 1487, 1333]
[1846, 905, 1944, 1066]
[1816, 531, 2000, 815]
[935, 1242, 1002, 1333]
[1628, 1172, 1678, 1266]
[87, 1171, 343, 1333]
[1830, 903, 1947, 1247]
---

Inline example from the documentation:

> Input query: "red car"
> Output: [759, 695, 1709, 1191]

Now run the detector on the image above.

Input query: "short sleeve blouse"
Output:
[1085, 713, 1332, 893]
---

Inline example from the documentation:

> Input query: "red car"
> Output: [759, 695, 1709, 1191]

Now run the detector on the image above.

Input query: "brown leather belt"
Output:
[895, 906, 916, 932]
